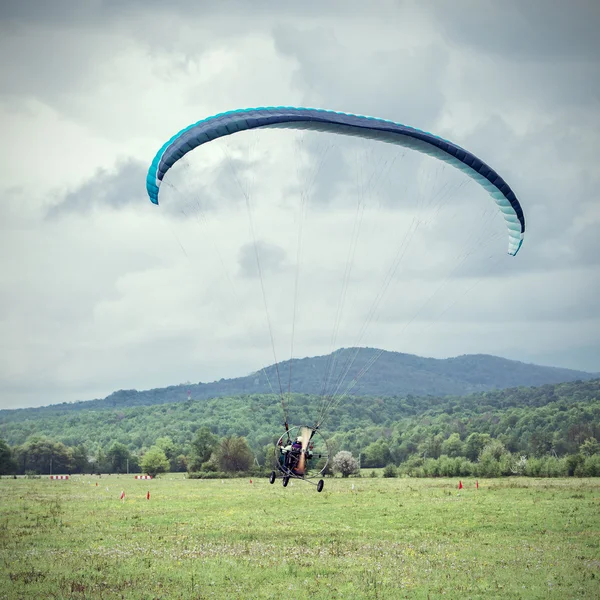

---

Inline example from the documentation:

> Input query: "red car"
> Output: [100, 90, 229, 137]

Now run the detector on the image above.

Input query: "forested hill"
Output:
[3, 347, 597, 416]
[1, 379, 599, 459]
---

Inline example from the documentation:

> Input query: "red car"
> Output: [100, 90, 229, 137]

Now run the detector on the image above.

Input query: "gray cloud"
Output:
[272, 22, 448, 124]
[238, 241, 289, 279]
[432, 0, 600, 62]
[46, 159, 147, 218]
[163, 154, 260, 213]
[44, 151, 260, 221]
[0, 0, 400, 24]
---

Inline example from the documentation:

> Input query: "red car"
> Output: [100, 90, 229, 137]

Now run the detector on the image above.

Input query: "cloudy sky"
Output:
[1, 0, 599, 409]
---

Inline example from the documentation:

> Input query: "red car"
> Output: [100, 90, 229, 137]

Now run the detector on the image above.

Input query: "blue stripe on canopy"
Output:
[146, 107, 525, 255]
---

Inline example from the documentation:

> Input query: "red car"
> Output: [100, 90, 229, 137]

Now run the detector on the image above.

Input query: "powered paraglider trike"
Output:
[269, 425, 330, 492]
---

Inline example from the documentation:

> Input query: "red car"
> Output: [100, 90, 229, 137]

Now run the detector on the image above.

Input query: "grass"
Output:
[1, 475, 599, 599]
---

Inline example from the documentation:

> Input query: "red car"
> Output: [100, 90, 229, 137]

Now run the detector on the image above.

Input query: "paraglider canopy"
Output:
[146, 106, 525, 255]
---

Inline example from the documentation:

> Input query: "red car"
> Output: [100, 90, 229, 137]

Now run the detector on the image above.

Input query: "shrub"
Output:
[383, 464, 397, 478]
[332, 451, 359, 478]
[187, 471, 234, 479]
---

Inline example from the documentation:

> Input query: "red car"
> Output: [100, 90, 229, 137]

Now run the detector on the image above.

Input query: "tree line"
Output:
[0, 428, 262, 478]
[1, 379, 598, 478]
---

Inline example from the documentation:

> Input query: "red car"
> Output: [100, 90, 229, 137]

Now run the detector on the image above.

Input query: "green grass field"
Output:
[1, 475, 599, 599]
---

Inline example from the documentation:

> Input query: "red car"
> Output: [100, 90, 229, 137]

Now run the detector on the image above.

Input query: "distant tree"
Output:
[0, 439, 16, 475]
[332, 451, 359, 478]
[200, 453, 220, 472]
[93, 448, 108, 474]
[441, 433, 464, 458]
[465, 433, 491, 462]
[263, 444, 278, 469]
[579, 438, 600, 457]
[393, 439, 418, 464]
[140, 446, 170, 478]
[565, 453, 584, 476]
[155, 436, 184, 471]
[479, 439, 507, 462]
[106, 442, 131, 473]
[423, 434, 444, 459]
[579, 455, 600, 476]
[362, 440, 392, 468]
[478, 440, 507, 477]
[550, 432, 570, 457]
[188, 427, 219, 472]
[69, 444, 90, 474]
[155, 437, 176, 459]
[172, 454, 188, 472]
[214, 436, 254, 472]
[529, 430, 553, 457]
[13, 438, 72, 474]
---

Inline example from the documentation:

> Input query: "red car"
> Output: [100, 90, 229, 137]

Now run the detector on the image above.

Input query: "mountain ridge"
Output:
[2, 347, 597, 415]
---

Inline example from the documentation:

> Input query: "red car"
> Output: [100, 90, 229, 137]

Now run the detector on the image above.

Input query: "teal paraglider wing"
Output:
[146, 107, 524, 256]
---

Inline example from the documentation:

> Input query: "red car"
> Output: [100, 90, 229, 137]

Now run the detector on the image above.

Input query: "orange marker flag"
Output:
[476, 480, 479, 490]
[146, 490, 150, 500]
[458, 481, 463, 490]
